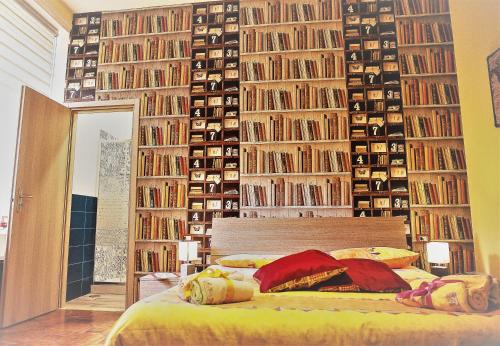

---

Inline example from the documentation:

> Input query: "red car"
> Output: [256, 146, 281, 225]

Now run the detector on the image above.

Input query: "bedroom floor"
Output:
[0, 310, 122, 345]
[64, 293, 125, 312]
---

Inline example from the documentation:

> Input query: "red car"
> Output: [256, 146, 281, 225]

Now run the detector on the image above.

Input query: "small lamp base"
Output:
[430, 265, 449, 277]
[181, 263, 195, 277]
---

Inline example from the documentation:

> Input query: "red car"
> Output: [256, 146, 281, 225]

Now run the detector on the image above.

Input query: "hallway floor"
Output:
[63, 293, 125, 312]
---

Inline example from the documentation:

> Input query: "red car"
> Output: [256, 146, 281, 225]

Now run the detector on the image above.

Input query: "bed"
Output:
[106, 217, 500, 345]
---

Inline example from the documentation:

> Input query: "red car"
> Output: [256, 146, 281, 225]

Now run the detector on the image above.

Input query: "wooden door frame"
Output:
[62, 99, 140, 308]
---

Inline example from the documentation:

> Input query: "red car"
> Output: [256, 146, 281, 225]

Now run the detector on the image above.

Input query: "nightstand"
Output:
[139, 273, 180, 300]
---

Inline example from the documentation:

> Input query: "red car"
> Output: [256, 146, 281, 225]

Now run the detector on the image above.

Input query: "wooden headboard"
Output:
[211, 217, 407, 260]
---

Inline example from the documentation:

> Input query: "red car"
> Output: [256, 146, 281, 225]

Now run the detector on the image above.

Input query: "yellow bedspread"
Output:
[106, 282, 500, 346]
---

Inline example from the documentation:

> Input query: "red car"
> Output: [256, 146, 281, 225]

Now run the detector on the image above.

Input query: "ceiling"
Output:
[63, 0, 206, 13]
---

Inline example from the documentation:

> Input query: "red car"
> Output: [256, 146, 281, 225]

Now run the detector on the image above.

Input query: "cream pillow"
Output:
[330, 247, 419, 269]
[215, 254, 282, 268]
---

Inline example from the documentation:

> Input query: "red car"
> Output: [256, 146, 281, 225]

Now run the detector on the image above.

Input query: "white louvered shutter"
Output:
[0, 0, 58, 95]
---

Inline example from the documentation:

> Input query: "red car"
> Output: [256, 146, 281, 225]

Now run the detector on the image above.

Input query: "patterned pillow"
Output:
[330, 247, 419, 269]
[253, 250, 347, 293]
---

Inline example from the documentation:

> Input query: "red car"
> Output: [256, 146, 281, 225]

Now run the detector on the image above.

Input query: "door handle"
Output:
[16, 191, 33, 212]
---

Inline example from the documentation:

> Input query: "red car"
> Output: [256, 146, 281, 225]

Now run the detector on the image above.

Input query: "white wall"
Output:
[72, 112, 133, 197]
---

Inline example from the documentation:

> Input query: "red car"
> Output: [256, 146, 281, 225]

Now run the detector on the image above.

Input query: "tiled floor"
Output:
[64, 293, 125, 312]
[0, 310, 121, 345]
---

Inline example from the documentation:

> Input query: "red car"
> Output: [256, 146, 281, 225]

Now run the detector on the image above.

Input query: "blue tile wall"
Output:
[66, 194, 97, 301]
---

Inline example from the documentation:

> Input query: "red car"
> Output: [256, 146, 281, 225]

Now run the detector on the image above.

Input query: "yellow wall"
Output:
[449, 0, 500, 277]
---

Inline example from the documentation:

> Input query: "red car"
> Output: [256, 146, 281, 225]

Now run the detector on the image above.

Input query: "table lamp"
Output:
[179, 236, 198, 277]
[426, 242, 450, 277]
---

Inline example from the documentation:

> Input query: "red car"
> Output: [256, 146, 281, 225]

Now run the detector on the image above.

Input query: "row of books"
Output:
[241, 54, 344, 81]
[137, 152, 188, 177]
[408, 144, 466, 171]
[405, 110, 462, 138]
[241, 113, 348, 142]
[402, 80, 459, 105]
[135, 247, 178, 273]
[395, 0, 449, 16]
[241, 0, 340, 25]
[101, 10, 191, 37]
[241, 28, 344, 53]
[139, 122, 188, 146]
[139, 93, 189, 117]
[448, 245, 474, 274]
[411, 210, 472, 241]
[410, 176, 469, 205]
[241, 147, 351, 174]
[136, 183, 186, 208]
[399, 48, 455, 74]
[241, 86, 347, 111]
[97, 65, 189, 90]
[135, 213, 186, 240]
[98, 38, 190, 64]
[396, 21, 453, 45]
[241, 178, 351, 207]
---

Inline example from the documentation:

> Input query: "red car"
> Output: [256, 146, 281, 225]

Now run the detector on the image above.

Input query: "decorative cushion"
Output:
[253, 250, 347, 293]
[329, 247, 419, 269]
[317, 258, 411, 293]
[215, 254, 282, 268]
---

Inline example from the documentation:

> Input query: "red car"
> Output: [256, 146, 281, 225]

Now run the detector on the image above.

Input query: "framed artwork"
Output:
[487, 48, 500, 127]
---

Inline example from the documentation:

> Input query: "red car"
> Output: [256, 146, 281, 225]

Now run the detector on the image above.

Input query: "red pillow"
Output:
[253, 250, 347, 293]
[315, 258, 411, 293]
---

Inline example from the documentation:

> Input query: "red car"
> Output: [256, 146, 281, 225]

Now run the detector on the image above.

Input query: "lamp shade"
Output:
[179, 239, 198, 262]
[426, 242, 450, 264]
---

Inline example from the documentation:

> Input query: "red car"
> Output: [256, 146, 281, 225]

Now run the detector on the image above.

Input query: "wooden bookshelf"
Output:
[343, 0, 411, 231]
[239, 0, 350, 219]
[65, 12, 102, 102]
[188, 0, 241, 269]
[394, 0, 474, 274]
[93, 5, 192, 303]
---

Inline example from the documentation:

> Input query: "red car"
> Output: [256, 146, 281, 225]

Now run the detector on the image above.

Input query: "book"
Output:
[241, 146, 350, 174]
[101, 9, 191, 37]
[137, 151, 188, 177]
[395, 0, 449, 15]
[135, 213, 186, 240]
[405, 110, 462, 137]
[411, 210, 472, 241]
[241, 54, 344, 81]
[139, 93, 189, 117]
[400, 48, 455, 75]
[139, 121, 188, 146]
[136, 182, 186, 208]
[397, 21, 453, 45]
[408, 144, 466, 171]
[410, 176, 469, 205]
[402, 80, 459, 105]
[242, 178, 350, 207]
[97, 64, 189, 90]
[241, 113, 348, 142]
[98, 38, 190, 64]
[135, 246, 178, 273]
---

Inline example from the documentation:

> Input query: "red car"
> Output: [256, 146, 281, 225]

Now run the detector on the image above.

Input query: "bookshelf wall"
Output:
[342, 0, 411, 235]
[239, 0, 353, 219]
[394, 0, 474, 274]
[93, 5, 192, 302]
[64, 0, 477, 302]
[65, 12, 102, 102]
[188, 0, 241, 269]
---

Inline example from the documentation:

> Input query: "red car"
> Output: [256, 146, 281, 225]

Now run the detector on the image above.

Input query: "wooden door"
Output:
[0, 87, 72, 327]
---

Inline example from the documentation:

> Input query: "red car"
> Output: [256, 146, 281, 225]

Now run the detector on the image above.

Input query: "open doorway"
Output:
[63, 110, 133, 311]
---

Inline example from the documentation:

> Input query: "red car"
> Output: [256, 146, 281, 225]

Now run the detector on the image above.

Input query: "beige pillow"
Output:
[215, 254, 282, 268]
[330, 247, 419, 269]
